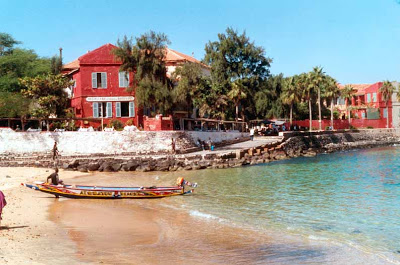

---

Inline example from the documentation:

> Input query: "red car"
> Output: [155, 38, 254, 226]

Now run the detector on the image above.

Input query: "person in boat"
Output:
[46, 168, 64, 185]
[0, 190, 6, 227]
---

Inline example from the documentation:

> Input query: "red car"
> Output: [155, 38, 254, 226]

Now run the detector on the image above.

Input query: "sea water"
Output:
[52, 146, 400, 264]
[158, 146, 400, 264]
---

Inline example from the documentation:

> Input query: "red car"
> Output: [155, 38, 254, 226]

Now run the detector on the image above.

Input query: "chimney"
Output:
[59, 47, 63, 60]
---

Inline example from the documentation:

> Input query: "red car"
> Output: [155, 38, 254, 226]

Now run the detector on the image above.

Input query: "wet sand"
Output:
[0, 168, 392, 265]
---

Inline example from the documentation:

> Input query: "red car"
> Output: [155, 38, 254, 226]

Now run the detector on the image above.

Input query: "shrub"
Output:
[333, 111, 340, 120]
[107, 119, 124, 130]
[125, 119, 134, 126]
[367, 126, 374, 129]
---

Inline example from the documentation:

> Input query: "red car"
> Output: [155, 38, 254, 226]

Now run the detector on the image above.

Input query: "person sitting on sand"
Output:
[46, 168, 64, 185]
[0, 190, 6, 227]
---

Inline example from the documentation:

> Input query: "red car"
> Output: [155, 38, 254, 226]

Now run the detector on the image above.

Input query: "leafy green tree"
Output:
[341, 85, 356, 126]
[50, 55, 63, 75]
[379, 80, 395, 128]
[113, 32, 172, 115]
[19, 74, 72, 119]
[0, 92, 31, 118]
[254, 74, 285, 119]
[204, 27, 272, 120]
[0, 48, 51, 92]
[172, 62, 205, 113]
[323, 76, 340, 129]
[0, 33, 20, 56]
[281, 76, 300, 126]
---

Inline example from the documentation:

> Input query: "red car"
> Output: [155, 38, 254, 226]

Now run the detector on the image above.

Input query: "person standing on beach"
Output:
[52, 141, 59, 160]
[171, 138, 176, 154]
[0, 190, 6, 227]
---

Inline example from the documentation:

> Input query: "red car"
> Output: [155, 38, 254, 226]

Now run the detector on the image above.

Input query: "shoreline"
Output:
[0, 165, 397, 264]
[1, 130, 399, 173]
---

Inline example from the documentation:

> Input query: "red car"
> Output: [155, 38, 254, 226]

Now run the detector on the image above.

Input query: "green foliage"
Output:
[204, 27, 272, 120]
[0, 48, 51, 92]
[333, 110, 340, 119]
[172, 62, 207, 112]
[254, 74, 284, 119]
[20, 74, 72, 118]
[0, 92, 31, 118]
[113, 32, 172, 115]
[367, 126, 374, 129]
[0, 33, 20, 56]
[380, 80, 395, 103]
[108, 119, 124, 130]
[50, 55, 63, 75]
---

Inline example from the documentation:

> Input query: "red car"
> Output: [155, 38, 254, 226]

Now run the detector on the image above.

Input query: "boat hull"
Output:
[23, 182, 191, 199]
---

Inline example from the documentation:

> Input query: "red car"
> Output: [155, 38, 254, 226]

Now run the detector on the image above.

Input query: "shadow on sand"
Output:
[0, 225, 29, 230]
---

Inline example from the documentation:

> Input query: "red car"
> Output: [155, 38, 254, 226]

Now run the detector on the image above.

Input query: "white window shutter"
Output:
[101, 72, 107, 88]
[116, 102, 121, 117]
[118, 72, 122, 87]
[92, 73, 97, 88]
[93, 102, 98, 118]
[107, 102, 112, 117]
[129, 102, 135, 117]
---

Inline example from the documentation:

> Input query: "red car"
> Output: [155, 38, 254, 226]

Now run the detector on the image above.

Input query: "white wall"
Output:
[0, 130, 247, 155]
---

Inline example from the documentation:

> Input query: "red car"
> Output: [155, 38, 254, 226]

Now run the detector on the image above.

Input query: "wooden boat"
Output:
[22, 178, 197, 199]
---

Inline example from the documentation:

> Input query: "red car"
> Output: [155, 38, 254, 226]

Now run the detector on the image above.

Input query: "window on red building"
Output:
[93, 102, 112, 118]
[372, 93, 377, 102]
[119, 72, 129, 87]
[91, 72, 107, 88]
[116, 102, 135, 117]
[367, 94, 371, 103]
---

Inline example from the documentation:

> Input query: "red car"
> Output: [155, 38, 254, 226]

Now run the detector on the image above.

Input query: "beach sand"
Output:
[0, 167, 81, 264]
[0, 168, 391, 265]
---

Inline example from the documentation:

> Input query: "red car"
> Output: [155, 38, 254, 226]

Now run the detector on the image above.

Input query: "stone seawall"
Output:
[1, 129, 399, 172]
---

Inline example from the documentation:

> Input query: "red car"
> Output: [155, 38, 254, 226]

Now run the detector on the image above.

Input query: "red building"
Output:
[62, 44, 209, 129]
[335, 82, 392, 128]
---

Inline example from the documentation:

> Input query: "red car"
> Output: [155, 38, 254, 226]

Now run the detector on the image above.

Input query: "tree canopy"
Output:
[19, 74, 72, 118]
[0, 33, 20, 56]
[113, 31, 172, 114]
[203, 27, 272, 120]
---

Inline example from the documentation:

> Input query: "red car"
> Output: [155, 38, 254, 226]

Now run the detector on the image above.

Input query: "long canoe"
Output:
[22, 178, 197, 199]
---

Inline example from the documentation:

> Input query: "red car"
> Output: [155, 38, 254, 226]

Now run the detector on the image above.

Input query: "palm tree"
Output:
[297, 73, 315, 131]
[281, 76, 300, 127]
[227, 80, 247, 121]
[341, 85, 356, 127]
[379, 80, 395, 128]
[324, 77, 340, 130]
[309, 66, 325, 131]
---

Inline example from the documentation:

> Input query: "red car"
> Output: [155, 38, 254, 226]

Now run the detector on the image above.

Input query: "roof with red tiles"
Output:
[62, 44, 209, 72]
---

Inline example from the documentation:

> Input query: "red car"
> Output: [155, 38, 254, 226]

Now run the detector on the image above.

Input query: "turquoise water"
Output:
[166, 146, 400, 263]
